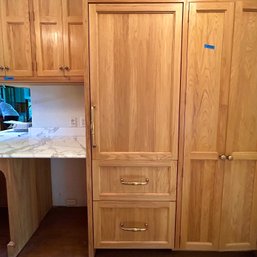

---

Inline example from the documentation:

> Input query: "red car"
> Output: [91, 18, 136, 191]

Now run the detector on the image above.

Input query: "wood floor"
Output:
[0, 207, 255, 257]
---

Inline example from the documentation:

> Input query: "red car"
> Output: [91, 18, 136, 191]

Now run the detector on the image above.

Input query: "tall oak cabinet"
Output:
[84, 0, 257, 256]
[88, 2, 182, 249]
[180, 0, 257, 252]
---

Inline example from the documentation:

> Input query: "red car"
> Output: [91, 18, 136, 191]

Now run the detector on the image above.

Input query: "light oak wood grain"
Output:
[94, 201, 175, 248]
[175, 1, 190, 249]
[83, 0, 95, 256]
[93, 160, 177, 201]
[219, 1, 257, 250]
[181, 2, 234, 250]
[88, 3, 183, 252]
[33, 0, 64, 76]
[0, 9, 5, 76]
[0, 159, 52, 257]
[89, 3, 182, 161]
[62, 0, 84, 76]
[0, 0, 33, 76]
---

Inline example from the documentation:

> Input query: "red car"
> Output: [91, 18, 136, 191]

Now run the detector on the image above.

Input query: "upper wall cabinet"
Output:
[0, 0, 33, 77]
[33, 0, 84, 77]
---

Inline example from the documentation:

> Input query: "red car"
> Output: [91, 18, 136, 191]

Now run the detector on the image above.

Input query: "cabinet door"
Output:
[0, 0, 32, 76]
[33, 0, 64, 76]
[62, 0, 84, 76]
[181, 2, 234, 250]
[89, 3, 182, 161]
[220, 1, 257, 250]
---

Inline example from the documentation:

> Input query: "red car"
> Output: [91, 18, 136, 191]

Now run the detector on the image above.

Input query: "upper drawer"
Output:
[93, 160, 177, 201]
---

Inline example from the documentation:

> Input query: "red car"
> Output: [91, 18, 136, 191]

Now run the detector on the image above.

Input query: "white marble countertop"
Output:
[0, 128, 86, 158]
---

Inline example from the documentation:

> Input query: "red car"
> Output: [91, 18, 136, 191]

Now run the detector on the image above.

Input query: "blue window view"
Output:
[0, 85, 32, 130]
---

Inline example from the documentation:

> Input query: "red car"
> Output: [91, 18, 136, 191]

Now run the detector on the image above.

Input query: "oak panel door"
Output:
[33, 0, 64, 76]
[89, 3, 182, 162]
[220, 1, 257, 250]
[62, 0, 84, 76]
[180, 3, 234, 250]
[0, 0, 32, 76]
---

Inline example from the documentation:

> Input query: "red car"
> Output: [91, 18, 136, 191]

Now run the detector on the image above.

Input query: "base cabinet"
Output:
[0, 159, 52, 257]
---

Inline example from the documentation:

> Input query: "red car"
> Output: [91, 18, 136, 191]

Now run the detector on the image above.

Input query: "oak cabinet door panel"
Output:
[62, 0, 84, 76]
[181, 2, 234, 250]
[0, 0, 32, 76]
[89, 3, 182, 161]
[33, 0, 64, 76]
[220, 1, 257, 250]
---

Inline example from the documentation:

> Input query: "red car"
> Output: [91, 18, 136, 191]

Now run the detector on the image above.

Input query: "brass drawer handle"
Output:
[120, 223, 148, 232]
[120, 178, 149, 186]
[91, 105, 96, 148]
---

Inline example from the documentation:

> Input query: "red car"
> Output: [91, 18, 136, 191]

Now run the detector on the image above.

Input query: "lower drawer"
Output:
[94, 201, 175, 248]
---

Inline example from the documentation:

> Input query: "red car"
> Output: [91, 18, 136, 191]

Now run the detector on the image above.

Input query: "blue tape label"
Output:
[204, 44, 215, 50]
[4, 76, 14, 81]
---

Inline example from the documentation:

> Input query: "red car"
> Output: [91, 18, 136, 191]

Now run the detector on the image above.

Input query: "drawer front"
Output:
[93, 161, 177, 201]
[94, 201, 175, 248]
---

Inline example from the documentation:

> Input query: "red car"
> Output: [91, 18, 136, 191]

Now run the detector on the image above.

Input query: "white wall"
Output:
[30, 85, 87, 206]
[51, 159, 87, 206]
[31, 85, 85, 128]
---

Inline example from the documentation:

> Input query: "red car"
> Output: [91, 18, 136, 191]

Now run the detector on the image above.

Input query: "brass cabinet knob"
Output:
[219, 154, 227, 160]
[59, 66, 65, 71]
[227, 155, 233, 161]
[64, 66, 70, 71]
[0, 65, 4, 71]
[5, 66, 10, 71]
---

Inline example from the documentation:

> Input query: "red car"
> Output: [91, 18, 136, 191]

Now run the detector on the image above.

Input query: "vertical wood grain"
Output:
[90, 4, 182, 161]
[62, 0, 84, 76]
[0, 8, 5, 76]
[181, 2, 234, 250]
[0, 159, 52, 257]
[220, 1, 257, 250]
[83, 0, 95, 256]
[33, 0, 64, 76]
[0, 0, 33, 76]
[89, 3, 183, 251]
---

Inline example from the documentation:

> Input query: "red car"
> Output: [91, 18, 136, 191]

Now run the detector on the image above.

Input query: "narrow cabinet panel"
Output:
[62, 0, 84, 76]
[0, 13, 4, 76]
[0, 0, 32, 76]
[220, 1, 257, 250]
[89, 4, 182, 161]
[33, 0, 64, 76]
[181, 2, 234, 250]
